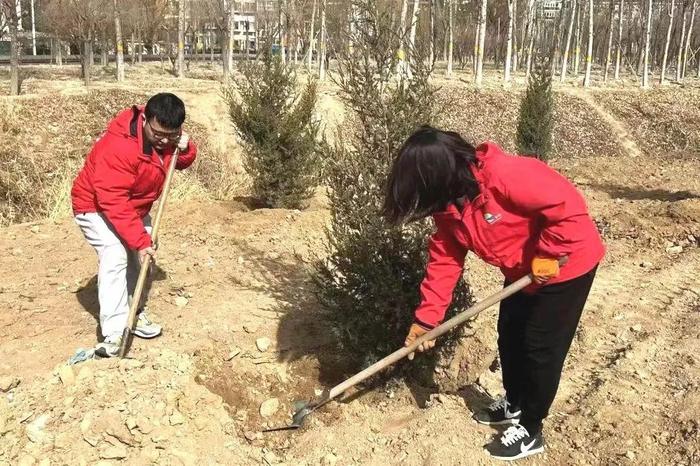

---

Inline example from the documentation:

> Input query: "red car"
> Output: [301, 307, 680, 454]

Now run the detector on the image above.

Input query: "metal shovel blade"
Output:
[262, 400, 314, 432]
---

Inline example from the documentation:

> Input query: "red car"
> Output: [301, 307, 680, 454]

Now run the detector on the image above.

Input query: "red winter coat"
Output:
[414, 142, 605, 329]
[71, 106, 197, 250]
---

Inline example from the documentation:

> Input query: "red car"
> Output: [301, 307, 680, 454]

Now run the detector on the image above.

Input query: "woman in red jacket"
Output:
[72, 93, 197, 357]
[384, 127, 604, 461]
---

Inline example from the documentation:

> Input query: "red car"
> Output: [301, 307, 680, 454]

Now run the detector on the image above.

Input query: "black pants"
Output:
[498, 266, 597, 436]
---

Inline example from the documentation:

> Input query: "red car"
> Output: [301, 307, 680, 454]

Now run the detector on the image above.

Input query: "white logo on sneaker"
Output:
[520, 439, 537, 454]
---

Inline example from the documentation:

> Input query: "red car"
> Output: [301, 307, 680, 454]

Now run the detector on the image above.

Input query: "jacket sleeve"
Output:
[414, 218, 468, 328]
[92, 141, 152, 251]
[499, 157, 590, 258]
[176, 139, 197, 170]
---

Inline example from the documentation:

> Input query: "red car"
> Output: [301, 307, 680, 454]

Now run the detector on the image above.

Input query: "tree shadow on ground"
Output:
[75, 264, 167, 341]
[585, 183, 700, 202]
[226, 240, 443, 410]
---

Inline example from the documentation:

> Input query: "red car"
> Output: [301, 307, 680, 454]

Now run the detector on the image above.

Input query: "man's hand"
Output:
[531, 257, 560, 284]
[405, 323, 436, 361]
[177, 132, 190, 152]
[138, 246, 156, 265]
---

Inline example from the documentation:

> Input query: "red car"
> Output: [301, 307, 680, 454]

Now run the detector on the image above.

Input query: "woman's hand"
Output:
[531, 257, 560, 284]
[405, 323, 436, 360]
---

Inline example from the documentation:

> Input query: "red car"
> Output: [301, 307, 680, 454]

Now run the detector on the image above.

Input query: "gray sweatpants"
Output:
[74, 212, 152, 339]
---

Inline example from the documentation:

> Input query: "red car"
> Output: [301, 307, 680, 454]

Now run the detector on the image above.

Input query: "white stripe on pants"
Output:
[74, 212, 152, 339]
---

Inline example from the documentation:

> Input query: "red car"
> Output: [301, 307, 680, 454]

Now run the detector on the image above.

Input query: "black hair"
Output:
[383, 126, 480, 224]
[144, 93, 186, 129]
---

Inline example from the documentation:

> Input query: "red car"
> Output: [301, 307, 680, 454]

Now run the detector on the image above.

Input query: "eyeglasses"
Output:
[146, 120, 181, 142]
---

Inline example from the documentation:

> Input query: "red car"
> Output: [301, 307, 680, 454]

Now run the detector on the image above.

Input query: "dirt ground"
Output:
[0, 63, 699, 466]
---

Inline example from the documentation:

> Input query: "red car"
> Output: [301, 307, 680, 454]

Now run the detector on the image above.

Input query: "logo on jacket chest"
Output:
[483, 212, 502, 224]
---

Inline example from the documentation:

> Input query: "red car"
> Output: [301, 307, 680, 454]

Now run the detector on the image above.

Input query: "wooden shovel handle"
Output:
[118, 148, 180, 358]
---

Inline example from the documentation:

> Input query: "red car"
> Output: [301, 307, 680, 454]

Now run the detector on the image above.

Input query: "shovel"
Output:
[118, 148, 181, 358]
[264, 264, 559, 432]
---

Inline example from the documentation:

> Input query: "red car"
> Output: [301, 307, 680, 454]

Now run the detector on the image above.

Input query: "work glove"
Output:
[405, 322, 435, 361]
[177, 132, 190, 152]
[531, 256, 560, 285]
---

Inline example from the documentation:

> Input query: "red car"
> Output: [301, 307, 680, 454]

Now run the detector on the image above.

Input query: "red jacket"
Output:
[414, 142, 605, 328]
[71, 106, 197, 250]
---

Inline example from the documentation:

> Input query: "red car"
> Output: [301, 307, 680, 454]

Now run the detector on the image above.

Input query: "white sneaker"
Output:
[134, 312, 162, 339]
[95, 335, 122, 358]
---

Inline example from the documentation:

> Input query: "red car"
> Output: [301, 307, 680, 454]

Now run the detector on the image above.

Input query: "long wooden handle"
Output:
[327, 273, 534, 400]
[119, 149, 180, 357]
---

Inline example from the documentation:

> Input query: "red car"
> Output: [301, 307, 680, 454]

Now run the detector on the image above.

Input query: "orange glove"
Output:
[405, 323, 435, 361]
[531, 257, 560, 284]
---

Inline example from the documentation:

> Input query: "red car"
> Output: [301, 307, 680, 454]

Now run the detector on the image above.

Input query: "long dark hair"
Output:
[383, 126, 479, 224]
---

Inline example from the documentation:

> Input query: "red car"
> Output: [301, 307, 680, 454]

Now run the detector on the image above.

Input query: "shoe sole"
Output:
[486, 445, 544, 461]
[473, 417, 521, 426]
[94, 347, 118, 358]
[134, 328, 162, 339]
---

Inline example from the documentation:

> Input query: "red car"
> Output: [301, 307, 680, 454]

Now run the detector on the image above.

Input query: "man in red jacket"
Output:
[384, 127, 604, 461]
[71, 93, 197, 357]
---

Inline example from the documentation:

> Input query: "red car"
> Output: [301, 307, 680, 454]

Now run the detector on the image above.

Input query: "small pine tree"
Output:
[516, 59, 554, 160]
[224, 42, 320, 209]
[313, 0, 472, 375]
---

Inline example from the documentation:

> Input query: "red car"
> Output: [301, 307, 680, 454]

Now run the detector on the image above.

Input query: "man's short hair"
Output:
[145, 93, 186, 129]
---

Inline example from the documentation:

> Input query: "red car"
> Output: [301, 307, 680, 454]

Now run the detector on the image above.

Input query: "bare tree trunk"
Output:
[682, 0, 697, 78]
[138, 28, 143, 64]
[677, 1, 688, 81]
[57, 40, 64, 66]
[409, 0, 420, 55]
[82, 39, 93, 88]
[429, 0, 435, 65]
[319, 0, 327, 80]
[177, 0, 186, 78]
[9, 12, 20, 95]
[113, 0, 125, 81]
[504, 0, 514, 83]
[397, 0, 409, 76]
[447, 0, 454, 76]
[604, 0, 616, 81]
[526, 6, 537, 78]
[583, 0, 594, 86]
[227, 0, 235, 72]
[561, 0, 577, 81]
[101, 37, 108, 66]
[279, 0, 286, 64]
[615, 0, 624, 79]
[574, 0, 582, 75]
[130, 31, 136, 65]
[512, 0, 518, 73]
[475, 0, 488, 86]
[495, 17, 501, 65]
[642, 0, 652, 88]
[30, 0, 36, 55]
[660, 0, 675, 84]
[307, 0, 317, 69]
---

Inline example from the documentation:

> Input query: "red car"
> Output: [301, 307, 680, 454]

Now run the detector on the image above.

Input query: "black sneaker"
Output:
[484, 424, 544, 461]
[473, 397, 522, 425]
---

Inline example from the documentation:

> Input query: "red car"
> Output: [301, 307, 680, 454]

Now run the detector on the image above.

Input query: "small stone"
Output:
[30, 225, 40, 233]
[321, 453, 338, 466]
[640, 261, 653, 268]
[174, 296, 189, 307]
[100, 445, 128, 460]
[125, 417, 137, 431]
[256, 338, 272, 352]
[666, 245, 683, 254]
[169, 411, 185, 426]
[17, 455, 37, 466]
[80, 417, 92, 433]
[58, 365, 76, 386]
[38, 459, 50, 466]
[259, 398, 280, 418]
[226, 348, 241, 361]
[625, 451, 636, 460]
[243, 323, 258, 333]
[193, 416, 208, 431]
[0, 375, 20, 392]
[436, 394, 448, 404]
[135, 416, 153, 435]
[631, 324, 643, 332]
[26, 414, 50, 443]
[244, 431, 257, 442]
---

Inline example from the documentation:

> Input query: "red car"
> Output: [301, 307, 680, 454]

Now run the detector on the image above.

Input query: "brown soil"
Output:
[0, 64, 699, 466]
